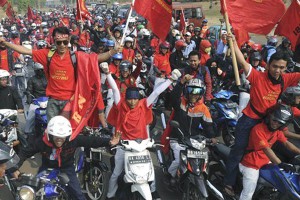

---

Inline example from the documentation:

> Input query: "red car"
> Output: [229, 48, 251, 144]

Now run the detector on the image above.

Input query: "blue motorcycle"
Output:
[253, 163, 300, 200]
[33, 96, 48, 136]
[210, 90, 239, 147]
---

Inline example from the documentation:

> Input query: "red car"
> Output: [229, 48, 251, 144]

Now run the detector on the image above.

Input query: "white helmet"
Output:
[11, 26, 16, 31]
[124, 36, 134, 43]
[140, 28, 150, 36]
[31, 23, 36, 29]
[0, 69, 10, 78]
[47, 116, 72, 138]
[22, 41, 32, 50]
[41, 22, 47, 27]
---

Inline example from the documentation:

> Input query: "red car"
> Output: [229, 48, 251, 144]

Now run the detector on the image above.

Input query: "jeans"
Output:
[46, 98, 68, 121]
[39, 165, 86, 200]
[239, 163, 259, 200]
[223, 114, 261, 186]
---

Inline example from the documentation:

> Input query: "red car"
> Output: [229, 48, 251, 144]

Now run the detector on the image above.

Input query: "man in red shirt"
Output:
[0, 27, 121, 121]
[224, 34, 300, 197]
[239, 104, 300, 200]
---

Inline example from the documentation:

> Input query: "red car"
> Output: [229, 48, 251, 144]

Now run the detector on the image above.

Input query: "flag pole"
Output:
[120, 0, 136, 45]
[222, 0, 240, 86]
[77, 0, 83, 32]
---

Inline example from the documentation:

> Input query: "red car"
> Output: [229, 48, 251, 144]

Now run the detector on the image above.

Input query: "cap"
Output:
[221, 30, 228, 35]
[185, 32, 191, 37]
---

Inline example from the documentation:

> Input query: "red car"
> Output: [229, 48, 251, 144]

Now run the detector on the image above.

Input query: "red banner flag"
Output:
[220, 0, 285, 35]
[275, 0, 300, 51]
[0, 0, 7, 7]
[62, 52, 101, 140]
[6, 3, 14, 21]
[76, 0, 92, 21]
[27, 6, 35, 21]
[179, 8, 186, 32]
[60, 17, 70, 27]
[234, 28, 250, 48]
[133, 0, 172, 40]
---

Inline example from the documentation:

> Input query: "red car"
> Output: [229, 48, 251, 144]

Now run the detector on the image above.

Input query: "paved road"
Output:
[17, 112, 182, 200]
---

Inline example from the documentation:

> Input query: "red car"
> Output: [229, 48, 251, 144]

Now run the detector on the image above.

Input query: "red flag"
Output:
[0, 0, 7, 7]
[6, 3, 14, 21]
[76, 0, 92, 21]
[62, 52, 101, 140]
[179, 9, 186, 32]
[234, 28, 250, 48]
[221, 0, 285, 35]
[275, 0, 300, 51]
[133, 0, 172, 40]
[27, 6, 35, 21]
[60, 17, 70, 27]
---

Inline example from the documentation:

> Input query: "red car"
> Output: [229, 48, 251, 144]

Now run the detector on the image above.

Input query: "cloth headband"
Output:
[54, 34, 69, 40]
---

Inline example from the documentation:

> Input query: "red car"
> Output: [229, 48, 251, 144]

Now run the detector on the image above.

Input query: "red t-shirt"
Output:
[107, 99, 153, 140]
[0, 50, 19, 71]
[32, 49, 76, 100]
[243, 66, 300, 119]
[293, 107, 300, 117]
[241, 123, 287, 169]
[154, 53, 171, 75]
[122, 48, 135, 63]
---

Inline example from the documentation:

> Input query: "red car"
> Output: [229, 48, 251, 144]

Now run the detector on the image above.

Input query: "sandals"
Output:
[223, 185, 237, 200]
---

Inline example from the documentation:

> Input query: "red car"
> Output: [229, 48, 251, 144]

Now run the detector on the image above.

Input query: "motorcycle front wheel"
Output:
[183, 183, 207, 200]
[85, 166, 109, 200]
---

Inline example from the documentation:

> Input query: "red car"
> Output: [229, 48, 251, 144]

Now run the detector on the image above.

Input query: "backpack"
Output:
[47, 49, 77, 79]
[261, 46, 273, 63]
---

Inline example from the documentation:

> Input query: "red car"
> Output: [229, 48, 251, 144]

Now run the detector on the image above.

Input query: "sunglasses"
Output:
[187, 87, 204, 95]
[56, 40, 69, 46]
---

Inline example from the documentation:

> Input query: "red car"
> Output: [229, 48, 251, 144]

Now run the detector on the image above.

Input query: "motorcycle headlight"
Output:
[19, 185, 35, 200]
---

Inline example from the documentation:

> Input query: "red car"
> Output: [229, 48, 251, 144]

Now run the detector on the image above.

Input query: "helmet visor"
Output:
[187, 87, 204, 95]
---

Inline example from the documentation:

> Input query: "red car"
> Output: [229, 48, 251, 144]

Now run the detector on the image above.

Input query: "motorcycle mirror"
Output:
[170, 120, 180, 129]
[58, 173, 70, 185]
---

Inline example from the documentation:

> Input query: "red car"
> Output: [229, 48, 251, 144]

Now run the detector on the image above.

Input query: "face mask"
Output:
[204, 47, 211, 54]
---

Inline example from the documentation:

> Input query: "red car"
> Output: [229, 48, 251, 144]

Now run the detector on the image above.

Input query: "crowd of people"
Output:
[0, 3, 299, 200]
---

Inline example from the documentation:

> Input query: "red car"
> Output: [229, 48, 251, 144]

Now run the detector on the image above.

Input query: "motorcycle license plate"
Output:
[187, 150, 207, 159]
[225, 102, 238, 109]
[128, 155, 151, 164]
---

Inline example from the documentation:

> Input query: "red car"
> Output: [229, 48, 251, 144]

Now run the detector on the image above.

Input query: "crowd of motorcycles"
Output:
[1, 4, 300, 200]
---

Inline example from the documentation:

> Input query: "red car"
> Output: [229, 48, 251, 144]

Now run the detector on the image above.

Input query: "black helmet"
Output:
[113, 26, 122, 34]
[119, 60, 132, 72]
[281, 86, 300, 107]
[250, 52, 262, 62]
[265, 104, 293, 131]
[0, 141, 20, 169]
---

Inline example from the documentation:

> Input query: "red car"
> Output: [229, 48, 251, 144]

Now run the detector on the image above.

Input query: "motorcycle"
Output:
[0, 109, 27, 152]
[112, 138, 158, 200]
[210, 90, 239, 147]
[76, 127, 110, 200]
[33, 96, 48, 136]
[208, 142, 300, 200]
[156, 120, 223, 200]
[2, 169, 72, 200]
